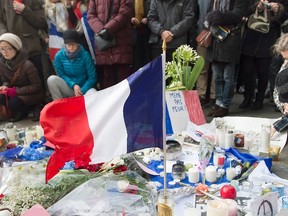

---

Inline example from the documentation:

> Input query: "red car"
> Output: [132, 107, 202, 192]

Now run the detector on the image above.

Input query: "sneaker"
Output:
[213, 107, 229, 117]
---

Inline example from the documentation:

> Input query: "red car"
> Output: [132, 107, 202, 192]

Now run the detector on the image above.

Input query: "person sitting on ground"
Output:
[0, 33, 45, 122]
[47, 29, 97, 100]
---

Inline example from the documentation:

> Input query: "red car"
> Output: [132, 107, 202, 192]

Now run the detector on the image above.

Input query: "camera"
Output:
[263, 2, 272, 10]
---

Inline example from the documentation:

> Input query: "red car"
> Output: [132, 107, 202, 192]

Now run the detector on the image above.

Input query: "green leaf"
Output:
[186, 56, 205, 90]
[182, 65, 192, 88]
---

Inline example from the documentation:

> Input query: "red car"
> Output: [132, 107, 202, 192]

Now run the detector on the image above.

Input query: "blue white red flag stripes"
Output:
[40, 56, 164, 182]
[48, 23, 64, 61]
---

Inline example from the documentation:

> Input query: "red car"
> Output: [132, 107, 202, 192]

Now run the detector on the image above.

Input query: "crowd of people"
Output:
[0, 0, 288, 122]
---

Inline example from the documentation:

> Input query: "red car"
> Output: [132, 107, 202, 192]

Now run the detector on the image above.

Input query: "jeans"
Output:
[212, 62, 236, 108]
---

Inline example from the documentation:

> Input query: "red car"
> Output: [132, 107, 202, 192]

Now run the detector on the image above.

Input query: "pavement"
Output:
[0, 91, 287, 180]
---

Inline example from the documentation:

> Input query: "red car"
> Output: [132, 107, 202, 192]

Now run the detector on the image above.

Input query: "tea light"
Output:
[207, 200, 228, 216]
[188, 168, 199, 183]
[226, 167, 237, 181]
[184, 207, 201, 216]
[205, 165, 217, 183]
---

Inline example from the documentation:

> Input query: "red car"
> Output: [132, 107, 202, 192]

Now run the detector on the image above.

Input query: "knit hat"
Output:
[275, 68, 288, 102]
[0, 33, 22, 51]
[63, 29, 80, 44]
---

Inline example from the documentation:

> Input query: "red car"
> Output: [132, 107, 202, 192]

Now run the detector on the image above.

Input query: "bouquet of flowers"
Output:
[165, 45, 204, 91]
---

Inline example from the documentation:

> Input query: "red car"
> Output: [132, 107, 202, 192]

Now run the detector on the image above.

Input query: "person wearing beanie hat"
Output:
[0, 33, 45, 122]
[47, 29, 97, 100]
[0, 33, 22, 52]
[0, 0, 48, 99]
[63, 29, 80, 44]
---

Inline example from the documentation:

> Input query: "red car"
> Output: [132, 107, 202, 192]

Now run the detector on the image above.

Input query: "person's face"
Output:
[65, 42, 79, 53]
[0, 41, 17, 60]
[281, 50, 288, 60]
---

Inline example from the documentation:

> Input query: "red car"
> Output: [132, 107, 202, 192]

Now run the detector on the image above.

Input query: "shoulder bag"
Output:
[196, 29, 212, 48]
[94, 0, 117, 51]
[247, 7, 270, 34]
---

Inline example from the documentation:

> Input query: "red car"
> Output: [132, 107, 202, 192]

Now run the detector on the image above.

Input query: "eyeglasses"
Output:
[0, 47, 14, 52]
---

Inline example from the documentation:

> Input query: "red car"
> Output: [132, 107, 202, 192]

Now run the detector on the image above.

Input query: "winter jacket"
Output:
[206, 0, 249, 64]
[0, 0, 47, 57]
[147, 0, 194, 49]
[241, 0, 287, 58]
[87, 0, 133, 65]
[53, 45, 97, 94]
[0, 50, 44, 105]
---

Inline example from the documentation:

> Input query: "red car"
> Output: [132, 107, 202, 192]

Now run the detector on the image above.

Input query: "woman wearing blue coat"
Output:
[47, 29, 97, 100]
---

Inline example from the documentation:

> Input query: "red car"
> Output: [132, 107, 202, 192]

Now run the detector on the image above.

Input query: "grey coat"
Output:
[147, 0, 194, 49]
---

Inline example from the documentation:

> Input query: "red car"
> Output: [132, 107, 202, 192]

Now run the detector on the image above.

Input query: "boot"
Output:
[9, 112, 27, 122]
[239, 92, 252, 109]
[213, 107, 229, 117]
[207, 104, 219, 117]
[251, 93, 264, 110]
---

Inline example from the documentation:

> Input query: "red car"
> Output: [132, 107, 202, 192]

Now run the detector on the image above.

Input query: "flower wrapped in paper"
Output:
[47, 171, 157, 215]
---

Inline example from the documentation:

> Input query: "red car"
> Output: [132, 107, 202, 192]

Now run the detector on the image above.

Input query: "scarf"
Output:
[64, 45, 81, 59]
[213, 0, 230, 12]
[135, 0, 144, 22]
[46, 1, 69, 32]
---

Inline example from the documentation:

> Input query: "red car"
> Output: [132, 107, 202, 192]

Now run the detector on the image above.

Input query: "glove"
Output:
[206, 11, 224, 27]
[98, 29, 113, 40]
[6, 87, 17, 98]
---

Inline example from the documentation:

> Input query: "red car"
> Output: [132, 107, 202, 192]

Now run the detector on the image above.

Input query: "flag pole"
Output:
[158, 40, 173, 216]
[161, 39, 167, 197]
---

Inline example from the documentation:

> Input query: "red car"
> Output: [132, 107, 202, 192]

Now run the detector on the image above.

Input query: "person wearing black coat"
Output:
[206, 0, 249, 117]
[239, 0, 286, 110]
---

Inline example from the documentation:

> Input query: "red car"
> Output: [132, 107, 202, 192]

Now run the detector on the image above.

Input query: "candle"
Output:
[260, 124, 271, 153]
[205, 166, 217, 183]
[184, 207, 201, 216]
[4, 126, 17, 141]
[268, 145, 280, 161]
[158, 190, 174, 216]
[224, 199, 238, 216]
[188, 168, 199, 183]
[225, 130, 234, 149]
[226, 167, 237, 181]
[35, 125, 44, 139]
[25, 131, 35, 145]
[216, 128, 225, 148]
[207, 200, 228, 216]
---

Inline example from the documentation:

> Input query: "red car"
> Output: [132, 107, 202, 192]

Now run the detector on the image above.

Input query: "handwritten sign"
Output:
[166, 91, 189, 134]
[166, 90, 206, 135]
[249, 192, 278, 216]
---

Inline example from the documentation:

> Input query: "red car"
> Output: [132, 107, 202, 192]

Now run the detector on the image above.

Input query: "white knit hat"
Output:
[0, 33, 22, 51]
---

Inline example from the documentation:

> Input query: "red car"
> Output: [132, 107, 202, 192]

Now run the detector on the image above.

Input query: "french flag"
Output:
[40, 56, 164, 182]
[48, 23, 64, 61]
